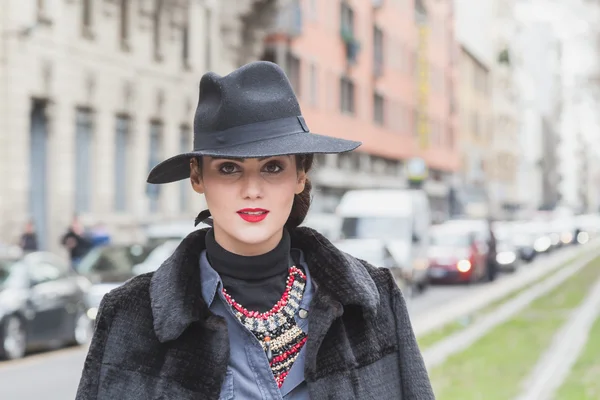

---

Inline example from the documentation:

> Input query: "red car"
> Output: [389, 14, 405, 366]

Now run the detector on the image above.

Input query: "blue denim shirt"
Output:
[199, 248, 314, 400]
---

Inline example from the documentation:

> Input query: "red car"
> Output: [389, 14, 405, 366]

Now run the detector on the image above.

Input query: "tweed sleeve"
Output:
[75, 293, 115, 400]
[390, 278, 436, 399]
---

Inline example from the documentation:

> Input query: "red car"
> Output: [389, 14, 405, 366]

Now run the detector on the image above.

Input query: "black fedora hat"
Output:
[147, 61, 361, 184]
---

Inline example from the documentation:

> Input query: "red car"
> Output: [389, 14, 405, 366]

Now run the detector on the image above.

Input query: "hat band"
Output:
[194, 116, 310, 150]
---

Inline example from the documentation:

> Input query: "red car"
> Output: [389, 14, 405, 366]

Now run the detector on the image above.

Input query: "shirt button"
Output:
[298, 309, 308, 319]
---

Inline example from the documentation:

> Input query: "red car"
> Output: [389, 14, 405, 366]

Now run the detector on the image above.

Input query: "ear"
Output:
[190, 158, 205, 194]
[295, 171, 306, 194]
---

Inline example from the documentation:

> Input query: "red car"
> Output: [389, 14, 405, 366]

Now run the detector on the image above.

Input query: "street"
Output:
[0, 249, 567, 399]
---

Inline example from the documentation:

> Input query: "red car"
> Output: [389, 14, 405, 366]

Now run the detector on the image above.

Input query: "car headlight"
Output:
[577, 232, 590, 244]
[497, 251, 516, 265]
[87, 307, 99, 321]
[457, 259, 472, 272]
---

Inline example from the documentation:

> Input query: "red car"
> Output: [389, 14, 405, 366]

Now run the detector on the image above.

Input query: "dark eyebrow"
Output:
[210, 156, 281, 162]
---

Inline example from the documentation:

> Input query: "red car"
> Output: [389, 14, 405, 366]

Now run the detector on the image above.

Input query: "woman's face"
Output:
[192, 156, 305, 256]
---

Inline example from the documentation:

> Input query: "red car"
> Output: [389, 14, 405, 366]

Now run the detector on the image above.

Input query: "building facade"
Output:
[487, 0, 520, 218]
[0, 0, 273, 250]
[262, 0, 460, 219]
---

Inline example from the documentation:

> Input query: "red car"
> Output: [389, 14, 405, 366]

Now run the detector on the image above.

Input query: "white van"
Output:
[334, 189, 431, 294]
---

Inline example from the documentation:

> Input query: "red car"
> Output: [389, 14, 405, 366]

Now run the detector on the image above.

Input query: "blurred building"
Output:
[515, 0, 600, 214]
[512, 5, 562, 214]
[261, 0, 460, 220]
[453, 0, 494, 218]
[0, 0, 278, 250]
[487, 0, 520, 218]
[540, 117, 561, 210]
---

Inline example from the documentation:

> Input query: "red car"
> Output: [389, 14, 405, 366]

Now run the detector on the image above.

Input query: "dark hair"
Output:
[191, 154, 314, 229]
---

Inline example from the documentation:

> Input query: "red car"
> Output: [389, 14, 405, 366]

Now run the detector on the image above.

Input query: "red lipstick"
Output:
[237, 208, 269, 223]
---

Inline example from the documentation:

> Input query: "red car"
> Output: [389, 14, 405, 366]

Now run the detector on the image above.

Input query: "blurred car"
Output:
[301, 212, 342, 242]
[333, 238, 427, 297]
[76, 243, 158, 321]
[574, 213, 600, 243]
[132, 239, 182, 275]
[440, 218, 497, 280]
[427, 224, 487, 284]
[0, 252, 92, 360]
[335, 189, 431, 293]
[492, 221, 521, 272]
[144, 220, 209, 247]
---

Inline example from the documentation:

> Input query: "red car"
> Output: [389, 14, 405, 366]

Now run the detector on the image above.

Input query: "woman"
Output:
[76, 61, 433, 399]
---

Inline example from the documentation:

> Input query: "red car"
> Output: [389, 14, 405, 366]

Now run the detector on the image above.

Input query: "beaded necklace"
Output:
[222, 266, 308, 388]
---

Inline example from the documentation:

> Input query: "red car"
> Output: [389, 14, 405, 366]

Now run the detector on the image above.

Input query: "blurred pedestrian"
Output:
[76, 62, 434, 399]
[88, 222, 111, 248]
[61, 215, 92, 269]
[486, 219, 498, 281]
[19, 220, 39, 252]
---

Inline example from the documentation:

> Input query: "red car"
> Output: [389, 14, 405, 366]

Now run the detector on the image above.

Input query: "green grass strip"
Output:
[429, 255, 600, 400]
[417, 252, 583, 350]
[555, 310, 600, 399]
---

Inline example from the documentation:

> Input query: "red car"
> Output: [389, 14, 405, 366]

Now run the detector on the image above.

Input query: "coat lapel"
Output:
[149, 229, 210, 343]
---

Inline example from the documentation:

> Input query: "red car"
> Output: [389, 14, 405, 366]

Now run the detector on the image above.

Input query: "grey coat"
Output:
[76, 227, 434, 399]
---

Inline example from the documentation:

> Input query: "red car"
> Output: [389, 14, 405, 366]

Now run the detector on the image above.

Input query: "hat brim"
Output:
[147, 132, 362, 184]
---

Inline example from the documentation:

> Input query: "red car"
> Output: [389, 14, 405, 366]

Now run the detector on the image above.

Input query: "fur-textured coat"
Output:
[76, 227, 434, 399]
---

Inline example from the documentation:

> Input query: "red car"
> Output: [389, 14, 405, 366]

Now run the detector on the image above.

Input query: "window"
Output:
[182, 20, 190, 67]
[472, 112, 479, 136]
[309, 63, 318, 106]
[179, 125, 191, 211]
[120, 0, 130, 47]
[373, 92, 385, 125]
[37, 0, 50, 22]
[285, 52, 301, 96]
[75, 108, 94, 213]
[114, 115, 130, 212]
[340, 77, 355, 114]
[82, 0, 93, 36]
[205, 8, 212, 71]
[373, 26, 384, 76]
[341, 2, 354, 35]
[413, 109, 419, 137]
[147, 121, 163, 212]
[153, 0, 163, 60]
[308, 0, 318, 21]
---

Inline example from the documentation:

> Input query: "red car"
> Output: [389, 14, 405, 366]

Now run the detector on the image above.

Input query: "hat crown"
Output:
[194, 61, 301, 135]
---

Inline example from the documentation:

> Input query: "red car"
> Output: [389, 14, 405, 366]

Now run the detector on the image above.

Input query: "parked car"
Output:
[441, 219, 497, 280]
[492, 221, 521, 272]
[335, 189, 431, 293]
[0, 252, 92, 360]
[427, 224, 487, 284]
[76, 243, 158, 321]
[132, 240, 182, 275]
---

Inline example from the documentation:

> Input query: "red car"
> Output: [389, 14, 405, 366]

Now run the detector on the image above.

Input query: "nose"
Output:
[240, 171, 264, 200]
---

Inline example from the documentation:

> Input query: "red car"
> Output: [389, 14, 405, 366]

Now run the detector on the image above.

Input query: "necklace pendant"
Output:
[265, 335, 273, 363]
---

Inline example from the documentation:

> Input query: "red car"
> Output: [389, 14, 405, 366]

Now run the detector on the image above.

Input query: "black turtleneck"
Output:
[205, 229, 293, 312]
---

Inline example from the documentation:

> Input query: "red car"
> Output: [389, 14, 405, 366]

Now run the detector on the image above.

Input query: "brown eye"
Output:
[218, 163, 239, 174]
[264, 162, 283, 174]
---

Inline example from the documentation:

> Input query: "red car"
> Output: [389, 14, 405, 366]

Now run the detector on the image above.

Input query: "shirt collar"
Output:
[199, 249, 222, 308]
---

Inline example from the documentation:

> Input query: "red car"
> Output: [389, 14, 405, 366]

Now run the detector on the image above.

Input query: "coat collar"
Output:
[150, 227, 380, 343]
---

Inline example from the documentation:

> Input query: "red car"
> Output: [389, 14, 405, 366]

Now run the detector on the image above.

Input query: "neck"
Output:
[213, 226, 284, 256]
[205, 228, 291, 280]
